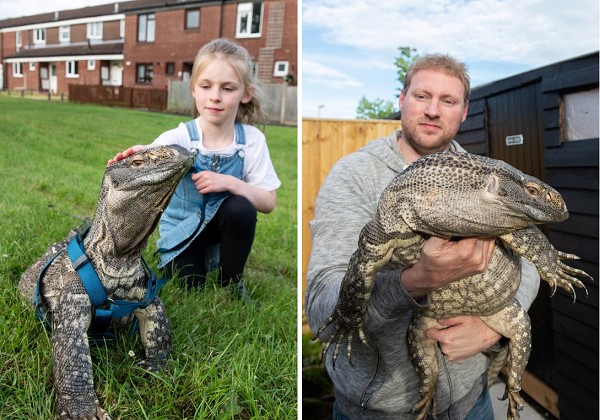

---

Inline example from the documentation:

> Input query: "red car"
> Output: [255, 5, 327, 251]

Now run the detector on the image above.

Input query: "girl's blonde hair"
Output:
[189, 38, 267, 125]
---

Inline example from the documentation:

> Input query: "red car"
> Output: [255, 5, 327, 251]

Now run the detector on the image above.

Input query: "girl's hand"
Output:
[191, 171, 233, 194]
[107, 145, 146, 166]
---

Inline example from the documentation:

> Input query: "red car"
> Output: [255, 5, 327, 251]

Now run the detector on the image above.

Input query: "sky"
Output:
[302, 0, 600, 119]
[1, 0, 598, 120]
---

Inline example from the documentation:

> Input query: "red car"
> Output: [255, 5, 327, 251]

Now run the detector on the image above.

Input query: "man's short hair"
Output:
[403, 54, 471, 103]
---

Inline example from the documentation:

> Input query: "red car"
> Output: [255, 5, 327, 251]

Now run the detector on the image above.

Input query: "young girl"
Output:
[108, 38, 280, 304]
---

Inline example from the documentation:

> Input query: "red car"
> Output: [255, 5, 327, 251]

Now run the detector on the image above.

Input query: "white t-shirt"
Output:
[153, 119, 281, 192]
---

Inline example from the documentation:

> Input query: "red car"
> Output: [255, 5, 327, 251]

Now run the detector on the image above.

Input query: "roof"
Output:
[4, 42, 124, 60]
[0, 0, 231, 29]
[0, 2, 136, 29]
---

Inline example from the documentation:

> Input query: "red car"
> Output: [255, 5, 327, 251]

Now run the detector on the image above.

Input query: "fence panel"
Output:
[301, 118, 401, 307]
[167, 80, 297, 125]
[69, 85, 167, 112]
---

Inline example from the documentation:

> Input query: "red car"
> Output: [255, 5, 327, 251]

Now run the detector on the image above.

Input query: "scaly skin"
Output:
[19, 145, 194, 419]
[314, 151, 592, 420]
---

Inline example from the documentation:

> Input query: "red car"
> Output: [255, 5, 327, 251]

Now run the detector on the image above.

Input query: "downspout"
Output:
[219, 0, 225, 37]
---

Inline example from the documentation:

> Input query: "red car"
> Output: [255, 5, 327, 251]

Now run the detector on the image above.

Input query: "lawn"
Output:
[0, 96, 298, 419]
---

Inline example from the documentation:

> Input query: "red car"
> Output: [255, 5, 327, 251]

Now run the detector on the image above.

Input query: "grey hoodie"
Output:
[305, 131, 540, 419]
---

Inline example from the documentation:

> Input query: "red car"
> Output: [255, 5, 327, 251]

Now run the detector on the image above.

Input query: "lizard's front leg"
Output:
[500, 226, 592, 300]
[135, 297, 172, 372]
[52, 280, 111, 419]
[314, 217, 401, 367]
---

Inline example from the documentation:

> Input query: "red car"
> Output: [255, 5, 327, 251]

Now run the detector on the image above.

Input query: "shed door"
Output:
[486, 81, 554, 387]
[486, 81, 545, 181]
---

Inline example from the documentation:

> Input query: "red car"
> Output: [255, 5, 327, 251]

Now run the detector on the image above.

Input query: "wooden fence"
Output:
[301, 118, 401, 309]
[69, 85, 168, 112]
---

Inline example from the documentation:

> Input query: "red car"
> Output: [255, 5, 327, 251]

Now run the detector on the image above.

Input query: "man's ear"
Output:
[399, 90, 406, 110]
[461, 101, 469, 123]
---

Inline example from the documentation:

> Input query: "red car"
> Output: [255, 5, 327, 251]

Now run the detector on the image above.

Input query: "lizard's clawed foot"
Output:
[411, 387, 436, 420]
[56, 393, 111, 419]
[137, 357, 167, 373]
[313, 310, 367, 369]
[500, 386, 524, 420]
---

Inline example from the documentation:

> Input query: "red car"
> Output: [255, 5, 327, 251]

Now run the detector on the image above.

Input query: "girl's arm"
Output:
[191, 171, 276, 213]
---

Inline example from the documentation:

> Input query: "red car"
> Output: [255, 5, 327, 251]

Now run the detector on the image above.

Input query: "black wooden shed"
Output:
[455, 52, 599, 419]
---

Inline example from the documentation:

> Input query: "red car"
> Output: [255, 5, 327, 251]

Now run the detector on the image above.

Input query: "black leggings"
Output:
[164, 195, 257, 288]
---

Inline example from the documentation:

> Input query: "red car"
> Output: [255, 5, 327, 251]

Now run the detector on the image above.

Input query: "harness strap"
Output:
[34, 229, 166, 340]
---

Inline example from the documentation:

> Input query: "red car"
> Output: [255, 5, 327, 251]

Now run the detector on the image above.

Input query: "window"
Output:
[87, 60, 96, 70]
[273, 61, 289, 77]
[87, 22, 103, 40]
[16, 31, 22, 50]
[66, 61, 79, 78]
[136, 63, 153, 83]
[236, 2, 262, 37]
[185, 10, 200, 29]
[59, 25, 70, 43]
[562, 88, 599, 141]
[34, 28, 46, 45]
[13, 62, 23, 77]
[29, 62, 36, 71]
[166, 62, 175, 75]
[138, 14, 155, 42]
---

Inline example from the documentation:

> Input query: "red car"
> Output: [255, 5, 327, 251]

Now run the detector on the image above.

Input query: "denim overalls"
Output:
[156, 120, 246, 268]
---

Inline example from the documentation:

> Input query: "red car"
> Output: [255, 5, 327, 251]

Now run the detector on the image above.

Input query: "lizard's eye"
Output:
[524, 182, 539, 196]
[131, 157, 145, 167]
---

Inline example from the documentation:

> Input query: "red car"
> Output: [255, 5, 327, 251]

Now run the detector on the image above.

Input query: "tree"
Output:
[356, 95, 397, 120]
[355, 46, 419, 119]
[394, 46, 419, 98]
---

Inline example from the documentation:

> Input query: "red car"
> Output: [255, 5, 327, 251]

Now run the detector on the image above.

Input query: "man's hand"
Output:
[107, 145, 146, 166]
[401, 236, 495, 298]
[425, 316, 502, 361]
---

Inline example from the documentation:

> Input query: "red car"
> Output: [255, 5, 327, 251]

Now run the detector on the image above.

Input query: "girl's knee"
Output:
[222, 195, 257, 222]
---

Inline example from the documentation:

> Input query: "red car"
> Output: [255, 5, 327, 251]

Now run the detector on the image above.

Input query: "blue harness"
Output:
[34, 229, 165, 340]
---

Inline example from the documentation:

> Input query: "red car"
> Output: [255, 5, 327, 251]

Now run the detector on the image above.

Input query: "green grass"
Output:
[0, 96, 298, 419]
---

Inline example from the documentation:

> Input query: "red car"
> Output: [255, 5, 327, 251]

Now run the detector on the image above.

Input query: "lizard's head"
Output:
[485, 162, 569, 225]
[96, 145, 194, 255]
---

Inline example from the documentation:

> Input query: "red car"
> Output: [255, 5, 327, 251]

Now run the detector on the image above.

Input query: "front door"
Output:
[49, 64, 57, 94]
[110, 61, 123, 86]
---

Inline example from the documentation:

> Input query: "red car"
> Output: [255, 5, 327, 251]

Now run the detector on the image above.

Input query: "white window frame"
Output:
[273, 61, 289, 77]
[29, 62, 36, 71]
[562, 88, 599, 142]
[185, 9, 200, 29]
[13, 62, 23, 77]
[87, 22, 103, 40]
[236, 2, 263, 38]
[16, 31, 22, 50]
[66, 60, 79, 78]
[138, 13, 156, 42]
[87, 60, 96, 70]
[59, 25, 70, 43]
[34, 28, 46, 45]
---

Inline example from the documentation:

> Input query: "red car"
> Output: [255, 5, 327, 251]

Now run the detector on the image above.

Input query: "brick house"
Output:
[0, 0, 297, 95]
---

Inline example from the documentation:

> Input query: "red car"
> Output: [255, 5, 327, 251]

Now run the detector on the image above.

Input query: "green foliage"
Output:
[0, 96, 297, 418]
[394, 46, 419, 97]
[355, 46, 419, 119]
[356, 95, 398, 120]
